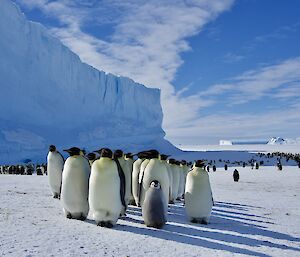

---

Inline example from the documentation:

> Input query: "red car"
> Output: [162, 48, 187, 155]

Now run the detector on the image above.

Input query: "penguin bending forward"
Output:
[142, 180, 167, 229]
[89, 148, 124, 228]
[47, 145, 64, 199]
[185, 160, 213, 224]
[61, 147, 90, 220]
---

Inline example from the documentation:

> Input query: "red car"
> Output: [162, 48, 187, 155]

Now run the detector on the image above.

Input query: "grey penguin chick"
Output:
[142, 180, 167, 229]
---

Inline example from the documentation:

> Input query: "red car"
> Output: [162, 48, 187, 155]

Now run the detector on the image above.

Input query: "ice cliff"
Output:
[0, 0, 176, 163]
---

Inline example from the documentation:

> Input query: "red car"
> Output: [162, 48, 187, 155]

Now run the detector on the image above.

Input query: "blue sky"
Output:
[14, 0, 300, 145]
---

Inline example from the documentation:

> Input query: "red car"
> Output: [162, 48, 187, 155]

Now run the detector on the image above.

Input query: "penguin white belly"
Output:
[47, 152, 64, 196]
[140, 159, 169, 208]
[132, 158, 144, 206]
[61, 156, 90, 218]
[171, 165, 180, 201]
[136, 159, 150, 206]
[185, 172, 213, 221]
[89, 159, 122, 225]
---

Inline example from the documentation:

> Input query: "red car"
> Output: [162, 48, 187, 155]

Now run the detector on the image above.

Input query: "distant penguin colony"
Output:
[2, 146, 299, 229]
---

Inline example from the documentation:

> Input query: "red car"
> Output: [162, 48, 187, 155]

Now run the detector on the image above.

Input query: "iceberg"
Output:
[0, 0, 176, 163]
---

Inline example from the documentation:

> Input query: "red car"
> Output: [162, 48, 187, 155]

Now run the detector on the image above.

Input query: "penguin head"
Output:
[147, 149, 160, 159]
[195, 160, 205, 168]
[181, 160, 187, 166]
[125, 153, 134, 159]
[150, 180, 161, 189]
[114, 149, 124, 159]
[160, 154, 170, 161]
[86, 152, 97, 161]
[63, 147, 81, 156]
[168, 158, 176, 164]
[96, 148, 113, 159]
[175, 160, 181, 166]
[49, 145, 56, 152]
[136, 151, 149, 159]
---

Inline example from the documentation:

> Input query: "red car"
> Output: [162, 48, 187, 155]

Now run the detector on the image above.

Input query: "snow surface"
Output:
[1, 165, 299, 257]
[0, 0, 175, 164]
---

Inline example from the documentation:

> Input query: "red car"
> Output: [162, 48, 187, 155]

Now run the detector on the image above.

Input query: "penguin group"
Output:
[0, 163, 44, 175]
[46, 145, 214, 228]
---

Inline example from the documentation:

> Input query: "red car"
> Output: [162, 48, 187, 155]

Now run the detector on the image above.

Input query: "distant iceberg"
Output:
[267, 137, 286, 145]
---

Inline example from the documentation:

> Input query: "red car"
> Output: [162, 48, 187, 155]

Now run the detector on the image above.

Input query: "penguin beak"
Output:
[63, 149, 71, 153]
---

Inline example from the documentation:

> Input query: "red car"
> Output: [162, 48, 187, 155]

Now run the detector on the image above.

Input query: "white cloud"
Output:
[15, 0, 234, 140]
[199, 57, 300, 104]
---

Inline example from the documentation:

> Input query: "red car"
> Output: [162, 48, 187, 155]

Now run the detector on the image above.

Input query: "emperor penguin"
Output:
[142, 180, 167, 229]
[160, 154, 173, 204]
[185, 160, 213, 224]
[86, 152, 98, 166]
[114, 149, 127, 215]
[89, 148, 123, 228]
[180, 160, 189, 198]
[132, 151, 149, 206]
[124, 153, 134, 205]
[61, 147, 90, 220]
[168, 159, 179, 204]
[139, 150, 169, 209]
[177, 160, 188, 200]
[47, 145, 64, 199]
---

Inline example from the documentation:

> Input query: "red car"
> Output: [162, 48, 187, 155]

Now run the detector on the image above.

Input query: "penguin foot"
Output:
[66, 213, 72, 219]
[191, 218, 197, 223]
[169, 201, 175, 204]
[105, 222, 113, 228]
[176, 197, 181, 201]
[201, 220, 208, 225]
[97, 221, 106, 227]
[79, 215, 86, 221]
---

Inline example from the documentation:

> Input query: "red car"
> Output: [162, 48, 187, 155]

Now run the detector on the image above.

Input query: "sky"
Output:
[13, 0, 300, 145]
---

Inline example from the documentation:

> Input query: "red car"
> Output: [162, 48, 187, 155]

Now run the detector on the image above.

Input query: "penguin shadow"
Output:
[118, 202, 300, 257]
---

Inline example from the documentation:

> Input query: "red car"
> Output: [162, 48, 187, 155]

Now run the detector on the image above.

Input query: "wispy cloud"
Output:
[199, 57, 300, 104]
[223, 52, 245, 63]
[15, 0, 235, 137]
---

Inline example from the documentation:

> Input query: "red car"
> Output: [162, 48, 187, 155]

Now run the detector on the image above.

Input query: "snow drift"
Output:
[0, 0, 176, 163]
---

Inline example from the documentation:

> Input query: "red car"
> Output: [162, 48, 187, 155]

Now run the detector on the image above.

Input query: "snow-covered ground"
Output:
[1, 165, 299, 257]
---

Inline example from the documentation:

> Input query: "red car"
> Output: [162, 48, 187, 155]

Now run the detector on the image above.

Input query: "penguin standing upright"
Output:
[114, 149, 127, 215]
[132, 151, 148, 206]
[185, 160, 213, 224]
[61, 147, 90, 220]
[137, 153, 151, 206]
[47, 145, 64, 199]
[124, 153, 134, 205]
[142, 180, 167, 229]
[233, 169, 239, 182]
[160, 154, 173, 204]
[177, 161, 188, 200]
[139, 150, 169, 209]
[169, 159, 180, 204]
[89, 148, 124, 228]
